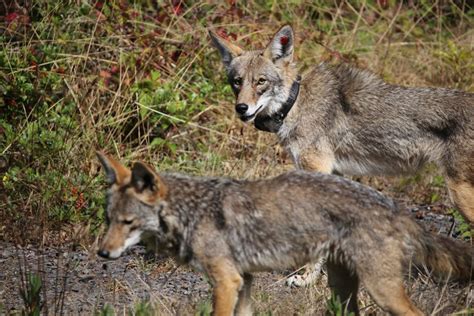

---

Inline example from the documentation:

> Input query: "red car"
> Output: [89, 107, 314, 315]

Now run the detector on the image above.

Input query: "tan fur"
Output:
[100, 222, 127, 254]
[209, 31, 243, 58]
[364, 281, 423, 316]
[298, 150, 335, 173]
[237, 83, 259, 108]
[205, 257, 243, 316]
[235, 274, 253, 316]
[447, 180, 474, 223]
[128, 188, 156, 205]
[129, 166, 168, 205]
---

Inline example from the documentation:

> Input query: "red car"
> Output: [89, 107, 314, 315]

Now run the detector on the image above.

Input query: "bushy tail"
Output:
[412, 231, 473, 282]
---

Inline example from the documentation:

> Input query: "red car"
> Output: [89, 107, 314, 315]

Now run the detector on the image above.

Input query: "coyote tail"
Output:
[412, 230, 473, 282]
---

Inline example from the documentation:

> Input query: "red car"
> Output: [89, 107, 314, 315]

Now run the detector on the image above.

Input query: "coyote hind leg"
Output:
[359, 252, 423, 316]
[234, 273, 253, 316]
[326, 259, 360, 315]
[446, 179, 474, 225]
[363, 276, 423, 316]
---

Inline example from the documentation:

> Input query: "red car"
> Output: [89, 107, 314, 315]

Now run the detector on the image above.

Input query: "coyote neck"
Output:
[254, 75, 302, 132]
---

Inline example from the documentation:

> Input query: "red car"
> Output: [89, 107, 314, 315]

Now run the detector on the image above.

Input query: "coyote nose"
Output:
[235, 103, 248, 115]
[97, 249, 110, 258]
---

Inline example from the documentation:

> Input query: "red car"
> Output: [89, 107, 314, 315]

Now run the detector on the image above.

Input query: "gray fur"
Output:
[279, 63, 473, 178]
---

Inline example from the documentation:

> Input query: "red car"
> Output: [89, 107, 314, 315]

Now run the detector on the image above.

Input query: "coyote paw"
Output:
[286, 260, 325, 288]
[286, 274, 309, 287]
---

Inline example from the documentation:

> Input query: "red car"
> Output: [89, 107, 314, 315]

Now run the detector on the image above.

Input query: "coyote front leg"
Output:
[205, 257, 244, 316]
[286, 148, 334, 287]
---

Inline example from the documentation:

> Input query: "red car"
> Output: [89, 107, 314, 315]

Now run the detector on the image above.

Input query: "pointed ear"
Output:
[131, 162, 166, 204]
[96, 151, 131, 185]
[209, 30, 244, 71]
[263, 25, 294, 64]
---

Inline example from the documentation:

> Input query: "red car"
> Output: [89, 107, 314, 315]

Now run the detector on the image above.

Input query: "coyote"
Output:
[209, 25, 474, 225]
[96, 152, 472, 316]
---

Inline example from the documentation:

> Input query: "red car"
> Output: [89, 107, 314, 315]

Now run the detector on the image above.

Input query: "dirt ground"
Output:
[1, 203, 472, 315]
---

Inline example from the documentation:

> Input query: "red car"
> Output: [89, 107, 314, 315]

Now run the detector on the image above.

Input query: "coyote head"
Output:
[96, 152, 169, 259]
[210, 25, 298, 123]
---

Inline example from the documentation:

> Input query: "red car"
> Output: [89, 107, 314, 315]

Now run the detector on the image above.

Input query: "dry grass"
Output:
[1, 0, 473, 314]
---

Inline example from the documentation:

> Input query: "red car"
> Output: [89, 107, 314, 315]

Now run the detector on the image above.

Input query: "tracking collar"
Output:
[254, 75, 302, 133]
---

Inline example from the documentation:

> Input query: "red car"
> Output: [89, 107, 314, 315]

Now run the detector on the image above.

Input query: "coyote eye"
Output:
[233, 77, 242, 86]
[257, 78, 266, 85]
[122, 218, 134, 225]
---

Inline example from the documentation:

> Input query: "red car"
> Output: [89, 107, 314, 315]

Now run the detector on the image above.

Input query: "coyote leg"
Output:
[206, 257, 243, 316]
[326, 260, 360, 315]
[364, 277, 423, 316]
[446, 179, 474, 225]
[235, 273, 253, 316]
[286, 149, 334, 287]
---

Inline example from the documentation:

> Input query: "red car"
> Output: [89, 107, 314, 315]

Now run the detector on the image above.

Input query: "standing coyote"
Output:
[209, 25, 474, 225]
[96, 152, 473, 316]
[210, 25, 474, 287]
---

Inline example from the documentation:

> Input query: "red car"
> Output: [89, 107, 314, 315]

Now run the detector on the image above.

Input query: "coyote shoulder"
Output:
[97, 152, 473, 316]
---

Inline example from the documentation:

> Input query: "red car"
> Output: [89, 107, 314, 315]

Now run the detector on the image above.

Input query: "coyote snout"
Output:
[235, 102, 261, 122]
[98, 222, 143, 259]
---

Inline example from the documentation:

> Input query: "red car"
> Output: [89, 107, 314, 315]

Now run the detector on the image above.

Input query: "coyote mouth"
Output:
[240, 105, 263, 122]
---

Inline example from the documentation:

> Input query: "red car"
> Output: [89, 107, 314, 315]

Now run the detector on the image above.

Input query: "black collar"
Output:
[254, 75, 302, 133]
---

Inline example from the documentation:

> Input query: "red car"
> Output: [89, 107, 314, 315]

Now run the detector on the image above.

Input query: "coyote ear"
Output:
[209, 30, 243, 71]
[96, 151, 131, 185]
[263, 25, 294, 64]
[131, 162, 165, 203]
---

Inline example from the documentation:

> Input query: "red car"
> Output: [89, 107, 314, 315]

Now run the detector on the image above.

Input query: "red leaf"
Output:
[99, 70, 111, 79]
[217, 29, 229, 40]
[55, 67, 65, 74]
[110, 66, 119, 74]
[172, 0, 183, 15]
[130, 9, 140, 18]
[377, 0, 388, 8]
[5, 12, 19, 23]
[94, 1, 104, 10]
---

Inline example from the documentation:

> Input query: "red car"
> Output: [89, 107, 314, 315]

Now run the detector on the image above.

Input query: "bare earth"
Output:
[0, 205, 472, 315]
